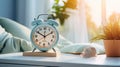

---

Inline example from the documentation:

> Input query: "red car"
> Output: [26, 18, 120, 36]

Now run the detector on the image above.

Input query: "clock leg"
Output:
[32, 48, 36, 52]
[52, 48, 56, 53]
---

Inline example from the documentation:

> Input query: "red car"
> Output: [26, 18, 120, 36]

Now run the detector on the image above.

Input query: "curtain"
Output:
[16, 0, 50, 28]
[61, 0, 88, 43]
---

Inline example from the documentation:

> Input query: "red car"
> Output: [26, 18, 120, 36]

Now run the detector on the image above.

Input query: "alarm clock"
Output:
[30, 14, 59, 52]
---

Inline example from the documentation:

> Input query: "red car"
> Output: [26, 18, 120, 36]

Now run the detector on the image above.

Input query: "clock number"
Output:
[51, 39, 53, 42]
[48, 42, 50, 45]
[39, 28, 42, 30]
[44, 27, 46, 30]
[35, 35, 37, 37]
[44, 31, 46, 34]
[36, 39, 38, 42]
[39, 42, 41, 44]
[43, 43, 45, 47]
[48, 28, 50, 31]
[52, 35, 54, 38]
[51, 31, 53, 34]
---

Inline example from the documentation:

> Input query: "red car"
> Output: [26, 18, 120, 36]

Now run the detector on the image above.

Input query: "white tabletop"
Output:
[0, 52, 120, 67]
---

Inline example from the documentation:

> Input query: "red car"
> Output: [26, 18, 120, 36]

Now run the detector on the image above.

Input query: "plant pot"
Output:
[104, 40, 120, 57]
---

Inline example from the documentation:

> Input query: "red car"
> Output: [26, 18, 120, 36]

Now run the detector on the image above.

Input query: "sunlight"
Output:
[106, 0, 120, 20]
[85, 0, 120, 27]
[85, 0, 101, 27]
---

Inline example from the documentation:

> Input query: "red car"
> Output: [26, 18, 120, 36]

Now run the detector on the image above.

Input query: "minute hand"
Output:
[45, 31, 53, 37]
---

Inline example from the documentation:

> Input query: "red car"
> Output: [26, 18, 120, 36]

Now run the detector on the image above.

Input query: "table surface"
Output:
[0, 52, 120, 67]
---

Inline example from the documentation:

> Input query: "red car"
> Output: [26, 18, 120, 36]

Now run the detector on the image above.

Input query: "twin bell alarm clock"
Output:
[30, 14, 59, 52]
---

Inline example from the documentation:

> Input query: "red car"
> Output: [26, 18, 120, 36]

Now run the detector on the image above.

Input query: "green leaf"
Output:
[55, 0, 59, 4]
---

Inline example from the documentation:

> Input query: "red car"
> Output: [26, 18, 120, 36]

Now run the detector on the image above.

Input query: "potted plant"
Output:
[91, 13, 120, 57]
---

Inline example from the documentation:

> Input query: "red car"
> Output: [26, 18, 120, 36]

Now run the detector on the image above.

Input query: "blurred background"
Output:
[0, 0, 50, 27]
[0, 0, 120, 44]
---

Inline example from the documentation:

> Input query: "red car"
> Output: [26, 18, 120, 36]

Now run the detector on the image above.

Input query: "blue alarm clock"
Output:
[30, 14, 59, 52]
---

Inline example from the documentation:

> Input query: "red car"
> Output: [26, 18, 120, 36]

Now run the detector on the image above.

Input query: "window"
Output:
[51, 0, 100, 43]
[85, 0, 120, 43]
[106, 0, 120, 21]
[85, 0, 102, 42]
[49, 0, 120, 43]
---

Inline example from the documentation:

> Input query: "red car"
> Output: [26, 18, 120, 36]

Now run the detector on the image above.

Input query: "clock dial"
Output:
[32, 25, 57, 49]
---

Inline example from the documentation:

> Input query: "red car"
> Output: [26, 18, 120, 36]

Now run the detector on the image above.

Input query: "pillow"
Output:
[0, 17, 30, 41]
[60, 43, 105, 54]
[0, 17, 33, 54]
[0, 25, 33, 54]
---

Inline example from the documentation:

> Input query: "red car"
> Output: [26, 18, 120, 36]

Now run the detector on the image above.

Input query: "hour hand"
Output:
[36, 31, 45, 37]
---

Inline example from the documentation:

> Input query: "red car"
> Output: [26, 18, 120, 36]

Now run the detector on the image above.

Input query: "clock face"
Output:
[31, 25, 58, 50]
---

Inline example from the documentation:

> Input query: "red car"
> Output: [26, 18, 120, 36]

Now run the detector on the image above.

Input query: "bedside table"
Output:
[0, 52, 119, 67]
